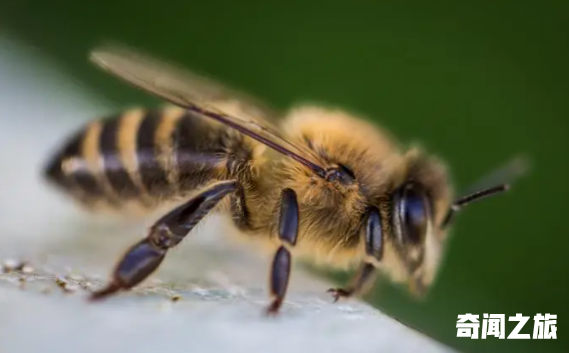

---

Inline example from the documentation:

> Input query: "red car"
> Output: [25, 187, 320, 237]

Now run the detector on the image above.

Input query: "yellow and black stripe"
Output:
[99, 109, 142, 200]
[44, 107, 253, 211]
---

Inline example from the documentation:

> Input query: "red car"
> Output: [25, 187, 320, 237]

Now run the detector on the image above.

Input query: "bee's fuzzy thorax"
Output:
[282, 105, 408, 200]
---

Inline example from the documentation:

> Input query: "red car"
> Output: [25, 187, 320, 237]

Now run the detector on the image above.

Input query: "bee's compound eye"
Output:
[397, 184, 429, 245]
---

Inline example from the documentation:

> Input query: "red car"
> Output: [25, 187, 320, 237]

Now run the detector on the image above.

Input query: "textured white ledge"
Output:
[0, 36, 453, 353]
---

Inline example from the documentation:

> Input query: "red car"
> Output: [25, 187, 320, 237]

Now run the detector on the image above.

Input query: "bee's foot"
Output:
[327, 288, 353, 303]
[265, 298, 283, 316]
[89, 281, 123, 302]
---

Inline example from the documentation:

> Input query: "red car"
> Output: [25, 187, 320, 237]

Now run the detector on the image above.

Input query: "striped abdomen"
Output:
[44, 106, 253, 211]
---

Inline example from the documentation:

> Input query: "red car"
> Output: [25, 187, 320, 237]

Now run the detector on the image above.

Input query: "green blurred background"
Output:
[1, 1, 567, 352]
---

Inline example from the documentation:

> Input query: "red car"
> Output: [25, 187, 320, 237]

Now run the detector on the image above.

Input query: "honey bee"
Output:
[43, 44, 526, 314]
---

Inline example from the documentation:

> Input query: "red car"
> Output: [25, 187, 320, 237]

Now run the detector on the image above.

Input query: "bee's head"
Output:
[387, 150, 527, 298]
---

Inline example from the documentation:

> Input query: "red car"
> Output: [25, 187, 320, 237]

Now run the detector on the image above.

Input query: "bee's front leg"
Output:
[90, 180, 239, 300]
[266, 188, 299, 315]
[328, 207, 382, 302]
[327, 263, 377, 302]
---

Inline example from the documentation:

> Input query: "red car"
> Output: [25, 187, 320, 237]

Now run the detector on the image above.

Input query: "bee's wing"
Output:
[90, 43, 328, 178]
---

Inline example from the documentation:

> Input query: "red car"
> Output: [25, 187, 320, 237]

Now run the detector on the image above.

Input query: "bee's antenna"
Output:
[441, 184, 509, 227]
[441, 156, 529, 229]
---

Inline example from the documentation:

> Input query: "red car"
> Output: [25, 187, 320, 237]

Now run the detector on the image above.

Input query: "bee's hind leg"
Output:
[266, 188, 299, 315]
[328, 207, 382, 302]
[89, 180, 240, 301]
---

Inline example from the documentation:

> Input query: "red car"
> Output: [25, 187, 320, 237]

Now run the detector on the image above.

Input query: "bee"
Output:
[43, 44, 527, 314]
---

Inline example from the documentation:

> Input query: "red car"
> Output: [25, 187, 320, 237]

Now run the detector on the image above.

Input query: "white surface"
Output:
[0, 37, 454, 353]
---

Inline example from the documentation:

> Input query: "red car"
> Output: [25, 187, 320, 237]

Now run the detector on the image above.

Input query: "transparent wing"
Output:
[90, 43, 328, 178]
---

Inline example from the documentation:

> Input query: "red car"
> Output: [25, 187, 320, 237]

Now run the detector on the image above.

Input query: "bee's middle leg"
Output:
[328, 207, 382, 302]
[266, 188, 299, 315]
[90, 180, 240, 300]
